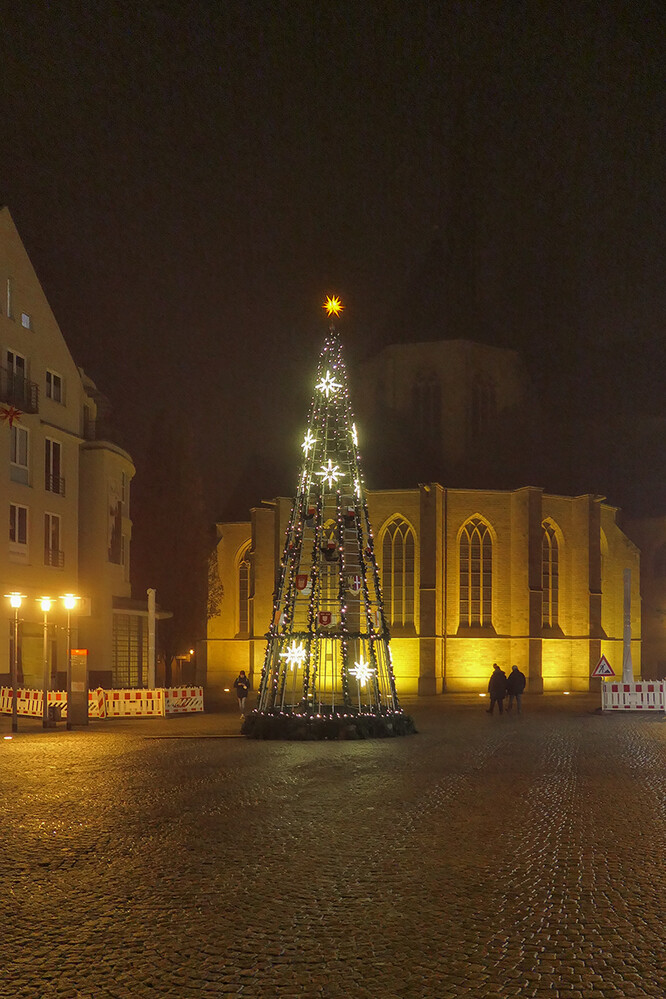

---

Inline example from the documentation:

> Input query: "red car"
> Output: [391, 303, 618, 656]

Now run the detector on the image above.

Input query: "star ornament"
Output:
[316, 370, 342, 397]
[301, 429, 316, 456]
[323, 295, 344, 317]
[316, 459, 341, 488]
[279, 641, 307, 672]
[1, 406, 22, 428]
[350, 658, 376, 688]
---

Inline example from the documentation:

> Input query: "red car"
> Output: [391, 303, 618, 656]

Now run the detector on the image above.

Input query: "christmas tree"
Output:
[242, 297, 415, 739]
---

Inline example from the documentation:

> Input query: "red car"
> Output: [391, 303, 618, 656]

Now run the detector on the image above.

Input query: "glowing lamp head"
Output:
[62, 594, 77, 611]
[8, 593, 22, 609]
[40, 597, 52, 613]
[323, 295, 343, 318]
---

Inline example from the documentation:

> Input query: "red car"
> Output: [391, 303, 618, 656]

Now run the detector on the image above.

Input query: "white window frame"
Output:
[10, 424, 29, 484]
[9, 503, 28, 554]
[45, 438, 63, 495]
[46, 369, 63, 403]
[44, 511, 62, 567]
[21, 312, 32, 329]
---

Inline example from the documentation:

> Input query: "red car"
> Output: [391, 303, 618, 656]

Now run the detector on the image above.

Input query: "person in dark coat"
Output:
[233, 670, 250, 717]
[486, 663, 507, 714]
[506, 664, 526, 713]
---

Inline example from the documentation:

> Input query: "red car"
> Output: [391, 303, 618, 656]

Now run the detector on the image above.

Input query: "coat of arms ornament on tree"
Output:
[242, 297, 416, 739]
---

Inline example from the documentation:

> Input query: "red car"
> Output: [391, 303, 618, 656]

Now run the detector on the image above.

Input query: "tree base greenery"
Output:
[241, 709, 417, 740]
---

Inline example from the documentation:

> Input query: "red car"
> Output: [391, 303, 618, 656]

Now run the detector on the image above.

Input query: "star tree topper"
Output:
[323, 295, 344, 318]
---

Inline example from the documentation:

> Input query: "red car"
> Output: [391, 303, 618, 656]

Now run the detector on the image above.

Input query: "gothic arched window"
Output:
[459, 518, 492, 627]
[381, 517, 416, 628]
[542, 522, 560, 628]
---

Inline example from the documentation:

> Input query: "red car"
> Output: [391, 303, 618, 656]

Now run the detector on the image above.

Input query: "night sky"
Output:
[1, 2, 664, 518]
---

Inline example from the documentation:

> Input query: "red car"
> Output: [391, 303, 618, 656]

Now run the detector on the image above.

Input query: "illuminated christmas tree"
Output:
[243, 297, 415, 739]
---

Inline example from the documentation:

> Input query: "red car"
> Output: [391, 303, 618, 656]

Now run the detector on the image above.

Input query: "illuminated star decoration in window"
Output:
[323, 295, 344, 317]
[0, 406, 22, 428]
[316, 370, 342, 397]
[279, 641, 307, 672]
[351, 423, 358, 447]
[317, 459, 341, 488]
[350, 658, 376, 688]
[301, 429, 316, 456]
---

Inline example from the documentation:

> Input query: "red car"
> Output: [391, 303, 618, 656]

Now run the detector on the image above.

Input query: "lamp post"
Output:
[40, 597, 53, 729]
[5, 593, 25, 734]
[61, 594, 78, 731]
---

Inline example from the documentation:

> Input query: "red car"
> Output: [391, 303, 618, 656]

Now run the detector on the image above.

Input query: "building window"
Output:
[6, 278, 13, 319]
[10, 424, 29, 484]
[238, 544, 251, 635]
[45, 439, 65, 495]
[121, 535, 130, 581]
[459, 518, 493, 627]
[44, 512, 63, 567]
[9, 503, 28, 547]
[412, 375, 442, 442]
[542, 522, 560, 628]
[112, 613, 148, 688]
[468, 375, 497, 443]
[381, 517, 416, 628]
[46, 370, 63, 403]
[21, 312, 32, 329]
[121, 471, 128, 511]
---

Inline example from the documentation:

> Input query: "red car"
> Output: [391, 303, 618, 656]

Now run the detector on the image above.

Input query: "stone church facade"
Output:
[204, 483, 640, 703]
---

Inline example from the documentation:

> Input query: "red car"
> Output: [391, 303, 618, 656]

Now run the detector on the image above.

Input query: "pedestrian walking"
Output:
[506, 664, 526, 713]
[486, 663, 507, 714]
[233, 670, 250, 717]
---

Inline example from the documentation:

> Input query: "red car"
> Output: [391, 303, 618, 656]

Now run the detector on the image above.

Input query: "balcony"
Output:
[83, 417, 127, 449]
[45, 473, 66, 496]
[44, 548, 64, 568]
[0, 367, 39, 413]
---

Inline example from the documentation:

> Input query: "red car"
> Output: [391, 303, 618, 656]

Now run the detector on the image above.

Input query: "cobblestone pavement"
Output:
[1, 694, 665, 998]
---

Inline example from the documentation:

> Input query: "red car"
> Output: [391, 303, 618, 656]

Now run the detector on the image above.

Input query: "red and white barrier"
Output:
[601, 680, 666, 711]
[165, 687, 204, 714]
[0, 687, 69, 718]
[0, 685, 204, 719]
[105, 688, 166, 717]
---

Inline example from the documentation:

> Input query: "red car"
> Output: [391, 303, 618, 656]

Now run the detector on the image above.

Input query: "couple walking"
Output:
[486, 663, 526, 714]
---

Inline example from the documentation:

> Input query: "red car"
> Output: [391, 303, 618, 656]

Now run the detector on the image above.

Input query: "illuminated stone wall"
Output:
[205, 484, 641, 701]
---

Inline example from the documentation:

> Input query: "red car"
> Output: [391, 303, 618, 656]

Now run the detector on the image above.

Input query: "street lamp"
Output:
[4, 592, 25, 734]
[40, 597, 53, 729]
[60, 594, 79, 731]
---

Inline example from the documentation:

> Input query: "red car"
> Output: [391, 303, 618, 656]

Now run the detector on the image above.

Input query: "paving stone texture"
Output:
[1, 694, 665, 998]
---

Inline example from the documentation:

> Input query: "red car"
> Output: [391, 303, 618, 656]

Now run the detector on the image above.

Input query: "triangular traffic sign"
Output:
[591, 654, 615, 677]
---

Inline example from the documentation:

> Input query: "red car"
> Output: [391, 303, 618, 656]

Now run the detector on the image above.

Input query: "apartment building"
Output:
[0, 206, 141, 690]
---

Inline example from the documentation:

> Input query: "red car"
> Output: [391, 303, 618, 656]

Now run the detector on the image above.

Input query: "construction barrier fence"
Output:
[601, 680, 666, 711]
[0, 686, 204, 719]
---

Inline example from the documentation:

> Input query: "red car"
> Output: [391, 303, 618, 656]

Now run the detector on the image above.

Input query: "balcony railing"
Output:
[45, 473, 66, 496]
[44, 548, 64, 568]
[0, 367, 39, 413]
